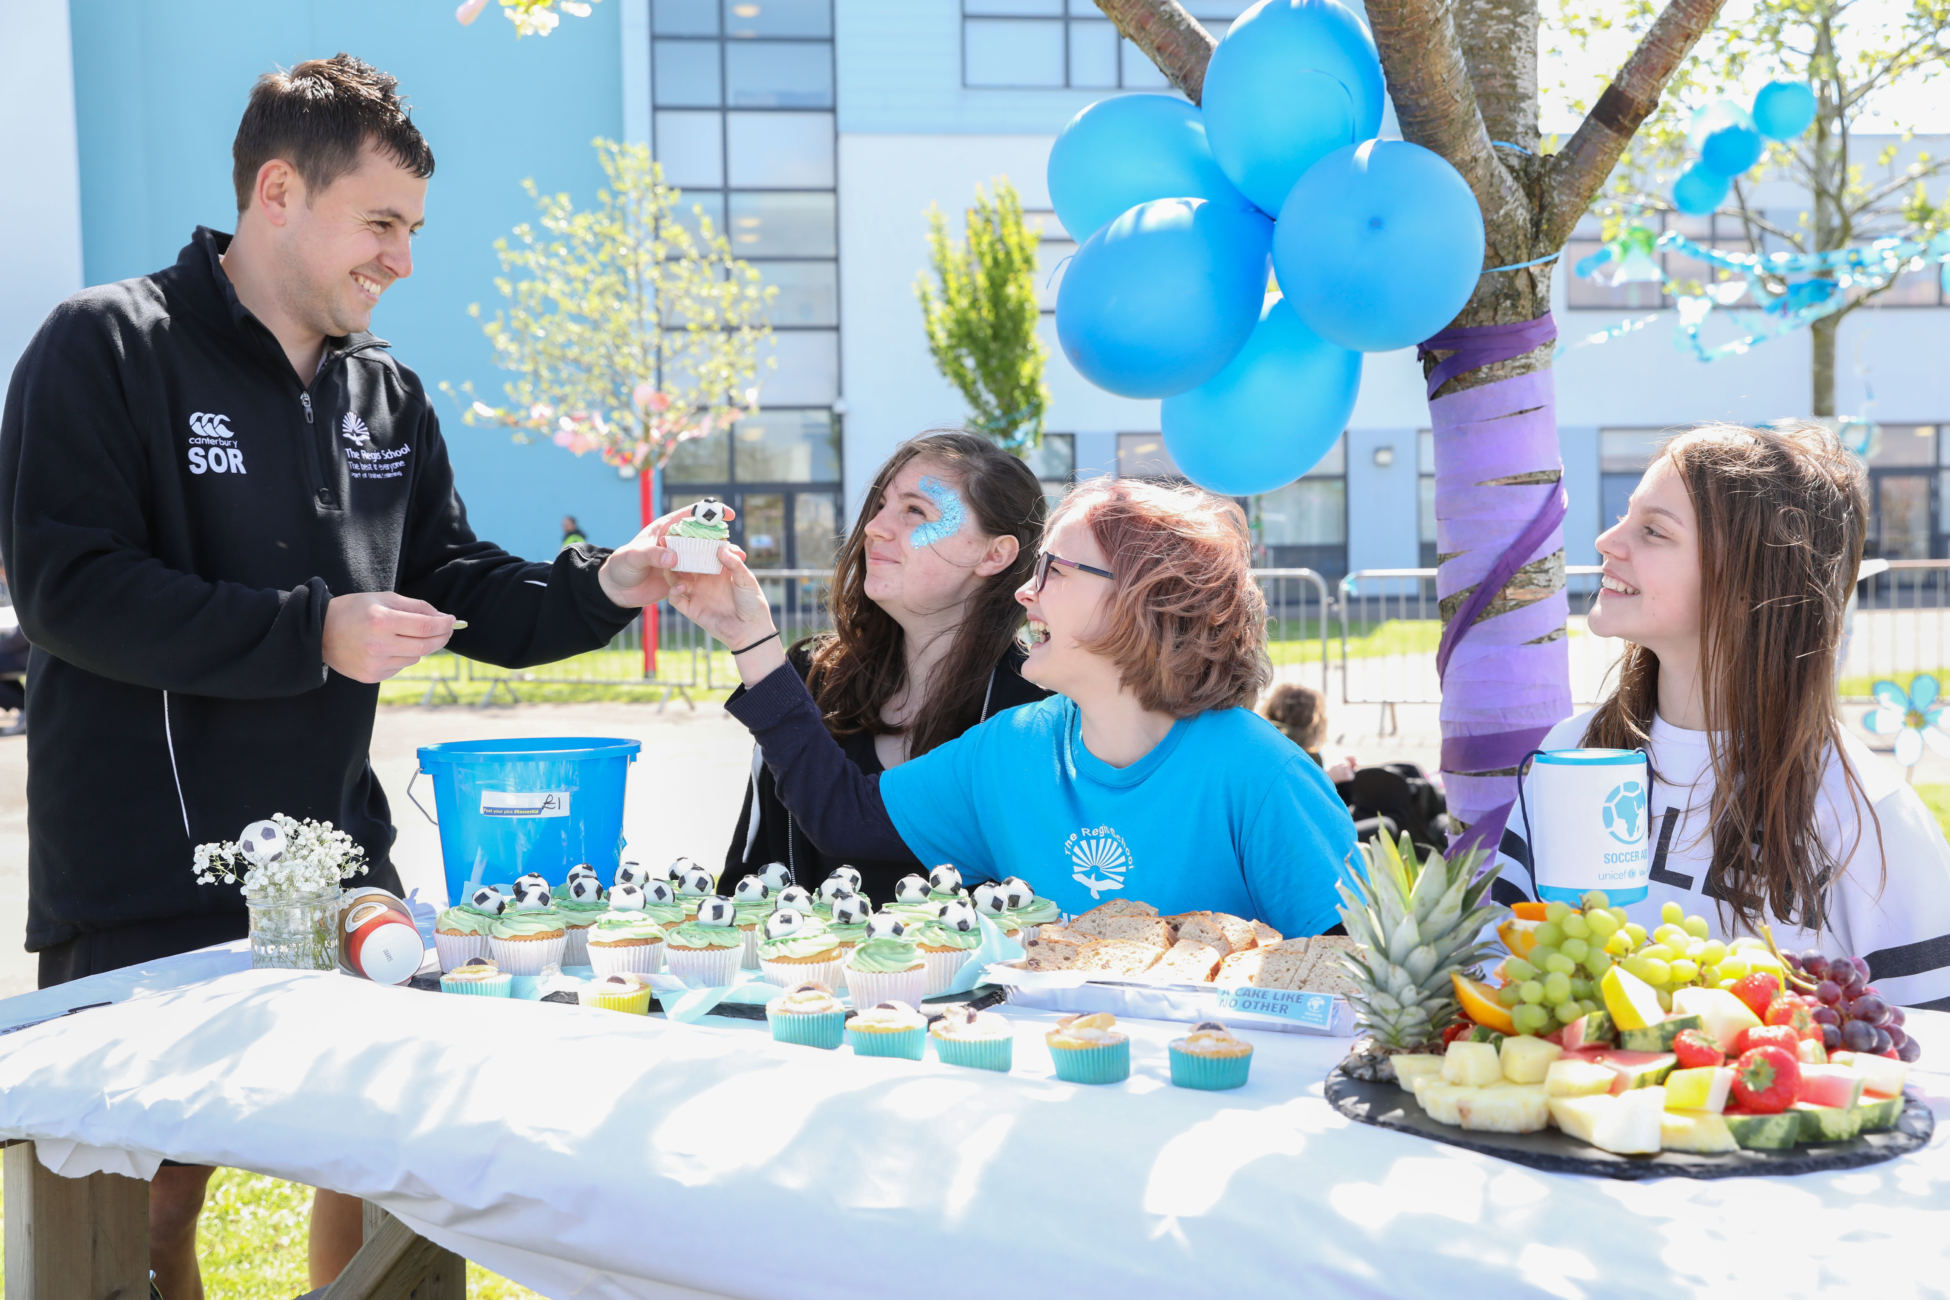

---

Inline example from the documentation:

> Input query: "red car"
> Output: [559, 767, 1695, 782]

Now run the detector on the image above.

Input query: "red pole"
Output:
[639, 464, 659, 678]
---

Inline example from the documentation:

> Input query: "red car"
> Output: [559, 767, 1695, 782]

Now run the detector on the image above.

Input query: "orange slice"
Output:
[1452, 971, 1518, 1036]
[1510, 901, 1550, 921]
[1497, 918, 1541, 960]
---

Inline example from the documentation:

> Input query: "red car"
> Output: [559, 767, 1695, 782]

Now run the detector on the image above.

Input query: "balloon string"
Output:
[1483, 250, 1562, 275]
[1490, 141, 1533, 154]
[1045, 254, 1074, 291]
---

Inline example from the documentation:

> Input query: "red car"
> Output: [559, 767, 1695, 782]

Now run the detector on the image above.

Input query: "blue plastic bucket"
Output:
[410, 737, 641, 906]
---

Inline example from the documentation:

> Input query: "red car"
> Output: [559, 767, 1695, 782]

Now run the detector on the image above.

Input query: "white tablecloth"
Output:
[1, 956, 1948, 1299]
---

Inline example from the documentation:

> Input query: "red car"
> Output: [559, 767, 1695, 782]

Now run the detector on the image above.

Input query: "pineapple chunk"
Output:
[1389, 1054, 1447, 1091]
[1457, 1083, 1550, 1134]
[1414, 1079, 1476, 1126]
[1660, 1108, 1740, 1154]
[1548, 1087, 1666, 1154]
[1442, 1040, 1503, 1087]
[1544, 1058, 1617, 1099]
[1663, 1066, 1733, 1113]
[1499, 1035, 1564, 1084]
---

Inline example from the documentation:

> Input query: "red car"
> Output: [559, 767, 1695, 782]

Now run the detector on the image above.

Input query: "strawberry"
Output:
[1730, 1045, 1801, 1114]
[1729, 972, 1782, 1021]
[1739, 1024, 1802, 1056]
[1440, 1019, 1473, 1047]
[1765, 995, 1820, 1040]
[1672, 1028, 1725, 1069]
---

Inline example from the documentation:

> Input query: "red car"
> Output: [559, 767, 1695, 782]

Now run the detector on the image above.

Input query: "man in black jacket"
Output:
[0, 55, 693, 1297]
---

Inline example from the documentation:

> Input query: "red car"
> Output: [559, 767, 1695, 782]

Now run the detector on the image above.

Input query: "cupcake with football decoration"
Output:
[841, 912, 928, 1007]
[729, 875, 780, 969]
[585, 883, 668, 977]
[487, 874, 567, 975]
[819, 891, 873, 957]
[663, 895, 745, 986]
[756, 907, 844, 989]
[887, 873, 939, 921]
[434, 884, 507, 971]
[911, 900, 985, 996]
[668, 497, 731, 574]
[674, 862, 719, 920]
[555, 866, 609, 965]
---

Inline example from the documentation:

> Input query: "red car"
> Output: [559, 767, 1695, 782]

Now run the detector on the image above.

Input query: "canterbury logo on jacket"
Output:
[0, 227, 636, 951]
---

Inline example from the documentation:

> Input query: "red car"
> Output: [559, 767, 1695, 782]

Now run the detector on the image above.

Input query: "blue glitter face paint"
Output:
[909, 475, 966, 549]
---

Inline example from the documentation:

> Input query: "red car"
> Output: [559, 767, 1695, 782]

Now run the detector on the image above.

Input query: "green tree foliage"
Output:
[914, 179, 1052, 453]
[444, 139, 773, 476]
[1551, 0, 1950, 414]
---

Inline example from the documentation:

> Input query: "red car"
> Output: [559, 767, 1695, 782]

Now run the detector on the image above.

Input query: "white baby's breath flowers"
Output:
[192, 813, 369, 899]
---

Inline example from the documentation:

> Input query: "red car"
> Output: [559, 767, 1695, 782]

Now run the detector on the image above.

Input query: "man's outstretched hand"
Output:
[598, 504, 738, 609]
[322, 593, 455, 683]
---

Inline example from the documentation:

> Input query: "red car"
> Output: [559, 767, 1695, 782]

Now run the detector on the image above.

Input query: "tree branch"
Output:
[1542, 0, 1730, 246]
[1090, 0, 1217, 103]
[1846, 157, 1950, 218]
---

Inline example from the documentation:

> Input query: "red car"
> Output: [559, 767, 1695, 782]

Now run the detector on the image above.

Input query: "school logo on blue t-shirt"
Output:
[1065, 824, 1133, 898]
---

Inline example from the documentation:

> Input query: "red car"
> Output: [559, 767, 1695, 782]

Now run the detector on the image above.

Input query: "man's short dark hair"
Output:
[232, 54, 435, 213]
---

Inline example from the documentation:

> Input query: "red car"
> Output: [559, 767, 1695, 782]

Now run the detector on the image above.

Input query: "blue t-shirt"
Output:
[879, 696, 1358, 937]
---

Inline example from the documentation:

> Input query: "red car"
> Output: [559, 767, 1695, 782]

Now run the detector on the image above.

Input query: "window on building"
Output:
[962, 1, 1248, 90]
[1251, 436, 1347, 582]
[1116, 431, 1183, 481]
[1597, 428, 1669, 535]
[1858, 423, 1942, 561]
[1024, 432, 1077, 507]
[1418, 429, 1437, 569]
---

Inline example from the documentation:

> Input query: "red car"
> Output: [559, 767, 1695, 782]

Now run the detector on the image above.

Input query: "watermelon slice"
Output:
[1560, 1010, 1616, 1052]
[1797, 1064, 1866, 1110]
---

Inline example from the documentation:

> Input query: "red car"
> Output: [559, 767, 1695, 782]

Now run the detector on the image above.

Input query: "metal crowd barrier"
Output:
[1842, 558, 1950, 700]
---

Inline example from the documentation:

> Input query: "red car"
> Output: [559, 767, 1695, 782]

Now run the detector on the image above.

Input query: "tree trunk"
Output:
[1810, 314, 1837, 417]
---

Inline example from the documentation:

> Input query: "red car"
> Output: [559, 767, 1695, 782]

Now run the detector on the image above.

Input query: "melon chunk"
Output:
[1442, 1040, 1503, 1087]
[1544, 1058, 1617, 1099]
[1458, 1083, 1550, 1134]
[1798, 1064, 1866, 1110]
[1661, 1108, 1740, 1153]
[1600, 966, 1665, 1031]
[1587, 1049, 1677, 1093]
[1499, 1034, 1563, 1084]
[1669, 987, 1764, 1054]
[1663, 1066, 1733, 1113]
[1832, 1051, 1908, 1098]
[1549, 1087, 1665, 1154]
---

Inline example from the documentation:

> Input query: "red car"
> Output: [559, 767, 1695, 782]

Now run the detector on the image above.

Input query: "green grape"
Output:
[1718, 956, 1751, 981]
[1545, 901, 1573, 924]
[1636, 956, 1673, 986]
[1580, 891, 1611, 912]
[1698, 963, 1722, 986]
[1529, 945, 1559, 968]
[1656, 988, 1674, 1013]
[1697, 940, 1728, 967]
[1669, 958, 1700, 984]
[1543, 953, 1578, 976]
[1519, 980, 1545, 1004]
[1583, 999, 1605, 1017]
[1554, 1000, 1584, 1025]
[1603, 932, 1635, 956]
[1660, 900, 1685, 925]
[1543, 971, 1572, 1002]
[1608, 908, 1631, 930]
[1653, 924, 1687, 948]
[1569, 977, 1592, 1000]
[1640, 943, 1676, 963]
[1533, 921, 1564, 949]
[1682, 939, 1708, 961]
[1497, 982, 1525, 1007]
[1683, 915, 1711, 940]
[1584, 949, 1613, 978]
[1586, 910, 1621, 941]
[1623, 923, 1648, 946]
[1561, 911, 1591, 939]
[1503, 956, 1538, 982]
[1513, 1004, 1553, 1035]
[1560, 937, 1589, 962]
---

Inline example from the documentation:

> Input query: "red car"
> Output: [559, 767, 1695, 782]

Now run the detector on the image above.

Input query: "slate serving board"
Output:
[1325, 1066, 1934, 1181]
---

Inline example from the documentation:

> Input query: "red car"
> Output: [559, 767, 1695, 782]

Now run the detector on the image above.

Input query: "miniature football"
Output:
[732, 876, 771, 902]
[817, 870, 860, 901]
[609, 883, 646, 911]
[661, 857, 695, 882]
[679, 866, 716, 896]
[512, 875, 553, 910]
[690, 497, 726, 525]
[764, 907, 809, 941]
[1001, 878, 1036, 910]
[937, 901, 979, 933]
[468, 885, 509, 915]
[566, 863, 599, 883]
[614, 861, 648, 888]
[972, 883, 1007, 916]
[865, 911, 907, 940]
[695, 896, 736, 927]
[893, 874, 931, 903]
[757, 861, 794, 891]
[643, 879, 677, 907]
[928, 865, 963, 895]
[239, 819, 286, 865]
[567, 876, 606, 904]
[830, 893, 871, 925]
[777, 885, 815, 912]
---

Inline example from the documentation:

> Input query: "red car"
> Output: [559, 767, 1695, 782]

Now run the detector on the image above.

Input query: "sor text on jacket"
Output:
[185, 411, 246, 475]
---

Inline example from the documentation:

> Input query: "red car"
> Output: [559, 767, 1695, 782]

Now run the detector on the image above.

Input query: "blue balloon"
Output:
[1200, 0, 1385, 214]
[1701, 122, 1763, 176]
[1270, 140, 1485, 354]
[1752, 80, 1818, 140]
[1056, 197, 1273, 399]
[1162, 296, 1361, 497]
[1672, 163, 1729, 216]
[1047, 95, 1248, 241]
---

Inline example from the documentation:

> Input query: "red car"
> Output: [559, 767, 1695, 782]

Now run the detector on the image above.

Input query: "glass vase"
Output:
[246, 885, 342, 972]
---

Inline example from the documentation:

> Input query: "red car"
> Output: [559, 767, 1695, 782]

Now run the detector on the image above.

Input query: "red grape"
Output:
[1850, 956, 1872, 980]
[1821, 1024, 1842, 1051]
[1887, 1025, 1909, 1050]
[1811, 1005, 1840, 1027]
[1800, 951, 1830, 979]
[1899, 1037, 1922, 1063]
[1841, 1019, 1878, 1052]
[1874, 1026, 1895, 1054]
[1815, 980, 1843, 1005]
[1888, 1006, 1907, 1028]
[1852, 994, 1889, 1025]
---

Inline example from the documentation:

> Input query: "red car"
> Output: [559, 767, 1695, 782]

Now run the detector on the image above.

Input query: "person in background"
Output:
[1261, 681, 1357, 782]
[561, 514, 588, 549]
[723, 431, 1048, 900]
[1501, 423, 1950, 1017]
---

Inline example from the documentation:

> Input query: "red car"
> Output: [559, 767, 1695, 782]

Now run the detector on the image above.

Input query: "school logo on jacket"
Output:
[1065, 825, 1132, 899]
[340, 412, 375, 450]
[341, 410, 409, 481]
[186, 411, 245, 475]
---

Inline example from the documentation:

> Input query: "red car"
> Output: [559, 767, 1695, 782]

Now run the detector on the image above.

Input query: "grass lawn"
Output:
[0, 1167, 544, 1296]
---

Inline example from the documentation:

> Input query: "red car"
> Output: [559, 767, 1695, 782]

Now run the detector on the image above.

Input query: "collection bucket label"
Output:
[480, 791, 571, 818]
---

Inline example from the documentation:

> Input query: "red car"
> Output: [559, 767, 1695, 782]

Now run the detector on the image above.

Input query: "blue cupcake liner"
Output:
[1049, 1038, 1130, 1084]
[846, 1025, 927, 1060]
[932, 1033, 1013, 1072]
[1169, 1046, 1252, 1090]
[769, 1008, 846, 1050]
[440, 974, 512, 998]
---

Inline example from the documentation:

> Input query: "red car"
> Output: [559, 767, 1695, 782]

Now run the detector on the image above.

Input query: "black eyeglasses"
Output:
[1029, 551, 1115, 596]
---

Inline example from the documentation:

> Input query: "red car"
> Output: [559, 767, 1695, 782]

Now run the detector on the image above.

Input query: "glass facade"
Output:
[1113, 432, 1349, 579]
[650, 0, 842, 571]
[961, 1, 1252, 90]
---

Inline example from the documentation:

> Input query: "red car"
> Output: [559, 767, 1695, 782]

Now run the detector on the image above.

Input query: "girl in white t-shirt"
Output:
[1502, 423, 1950, 1014]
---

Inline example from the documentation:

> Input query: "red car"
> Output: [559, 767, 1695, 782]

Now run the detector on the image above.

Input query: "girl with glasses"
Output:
[720, 432, 1050, 901]
[672, 476, 1357, 937]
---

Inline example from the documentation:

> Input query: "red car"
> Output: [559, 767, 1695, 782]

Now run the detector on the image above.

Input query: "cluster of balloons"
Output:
[1046, 0, 1485, 496]
[1671, 80, 1818, 217]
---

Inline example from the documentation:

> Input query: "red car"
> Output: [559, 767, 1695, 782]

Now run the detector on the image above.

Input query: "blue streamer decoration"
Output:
[910, 476, 966, 548]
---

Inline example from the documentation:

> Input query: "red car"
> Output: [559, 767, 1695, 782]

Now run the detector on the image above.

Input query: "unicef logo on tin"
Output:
[1600, 779, 1648, 845]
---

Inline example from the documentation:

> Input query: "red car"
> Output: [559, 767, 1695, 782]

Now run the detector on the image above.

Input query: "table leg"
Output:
[1, 1141, 149, 1300]
[302, 1203, 465, 1300]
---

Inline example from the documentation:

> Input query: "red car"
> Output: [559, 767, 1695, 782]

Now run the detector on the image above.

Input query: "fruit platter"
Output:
[1324, 835, 1934, 1179]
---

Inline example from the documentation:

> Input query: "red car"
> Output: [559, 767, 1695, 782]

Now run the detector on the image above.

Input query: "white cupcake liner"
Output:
[665, 944, 744, 988]
[562, 923, 596, 967]
[842, 965, 927, 1009]
[435, 931, 491, 972]
[760, 957, 845, 990]
[919, 948, 975, 998]
[589, 940, 666, 978]
[669, 534, 725, 574]
[489, 933, 567, 976]
[740, 927, 764, 971]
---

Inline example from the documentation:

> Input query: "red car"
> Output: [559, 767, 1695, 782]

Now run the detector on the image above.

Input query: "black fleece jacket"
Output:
[0, 228, 637, 951]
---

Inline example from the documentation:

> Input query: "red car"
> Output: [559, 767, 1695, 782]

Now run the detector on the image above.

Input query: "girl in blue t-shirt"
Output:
[667, 477, 1358, 938]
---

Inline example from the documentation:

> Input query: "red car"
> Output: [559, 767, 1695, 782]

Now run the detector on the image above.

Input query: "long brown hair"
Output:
[1583, 422, 1881, 933]
[808, 431, 1045, 756]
